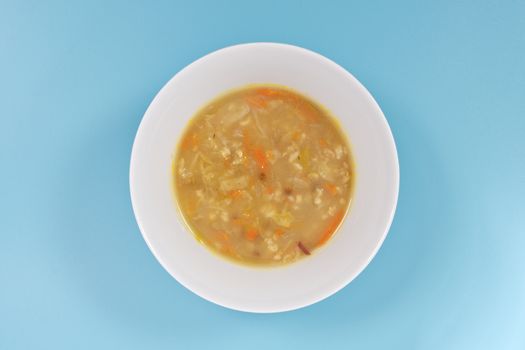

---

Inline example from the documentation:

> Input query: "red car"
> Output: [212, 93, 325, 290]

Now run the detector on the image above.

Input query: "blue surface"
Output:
[1, 0, 524, 348]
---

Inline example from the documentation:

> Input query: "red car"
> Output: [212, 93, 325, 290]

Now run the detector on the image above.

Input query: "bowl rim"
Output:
[129, 42, 399, 313]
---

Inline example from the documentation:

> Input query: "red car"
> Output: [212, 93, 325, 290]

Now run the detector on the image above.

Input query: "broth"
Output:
[174, 85, 354, 266]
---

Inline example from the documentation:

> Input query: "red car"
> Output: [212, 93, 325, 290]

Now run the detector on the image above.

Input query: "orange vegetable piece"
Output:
[253, 148, 268, 170]
[256, 87, 281, 97]
[245, 228, 258, 241]
[274, 228, 285, 237]
[229, 189, 243, 199]
[245, 95, 267, 108]
[324, 183, 338, 195]
[317, 210, 344, 247]
[181, 133, 198, 150]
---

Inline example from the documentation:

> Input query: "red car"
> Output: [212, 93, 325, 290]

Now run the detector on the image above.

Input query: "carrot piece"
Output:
[245, 228, 258, 241]
[274, 228, 285, 237]
[229, 189, 243, 199]
[245, 95, 267, 108]
[253, 148, 268, 170]
[181, 133, 198, 150]
[317, 210, 344, 247]
[256, 87, 275, 96]
[324, 183, 338, 196]
[246, 87, 286, 107]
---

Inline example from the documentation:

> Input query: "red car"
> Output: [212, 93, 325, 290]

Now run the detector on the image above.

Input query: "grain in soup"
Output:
[174, 85, 354, 266]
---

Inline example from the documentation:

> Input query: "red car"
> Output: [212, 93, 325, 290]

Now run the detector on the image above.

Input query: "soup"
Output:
[174, 85, 354, 266]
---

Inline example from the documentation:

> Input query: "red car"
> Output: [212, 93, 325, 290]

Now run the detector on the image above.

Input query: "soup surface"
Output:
[174, 85, 354, 266]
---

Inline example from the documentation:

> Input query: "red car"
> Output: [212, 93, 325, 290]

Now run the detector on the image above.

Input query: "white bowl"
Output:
[130, 43, 399, 313]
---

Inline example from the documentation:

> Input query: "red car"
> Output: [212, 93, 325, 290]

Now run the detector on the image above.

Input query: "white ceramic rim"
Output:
[130, 43, 399, 313]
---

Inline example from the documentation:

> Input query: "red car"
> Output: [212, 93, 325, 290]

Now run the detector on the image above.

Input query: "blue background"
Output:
[1, 0, 524, 348]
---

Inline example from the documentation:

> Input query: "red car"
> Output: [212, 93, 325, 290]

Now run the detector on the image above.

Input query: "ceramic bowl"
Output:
[130, 43, 399, 313]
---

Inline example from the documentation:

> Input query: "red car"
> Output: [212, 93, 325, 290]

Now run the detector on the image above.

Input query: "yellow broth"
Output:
[174, 85, 354, 266]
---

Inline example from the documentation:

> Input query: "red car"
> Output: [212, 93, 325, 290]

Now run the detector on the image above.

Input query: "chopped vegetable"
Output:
[228, 189, 244, 199]
[317, 210, 344, 247]
[256, 87, 281, 97]
[253, 148, 268, 170]
[245, 228, 258, 241]
[245, 95, 267, 108]
[324, 183, 338, 196]
[181, 133, 198, 150]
